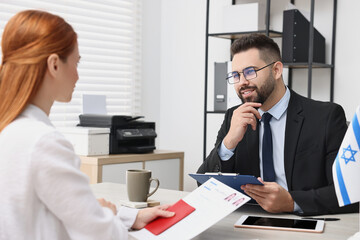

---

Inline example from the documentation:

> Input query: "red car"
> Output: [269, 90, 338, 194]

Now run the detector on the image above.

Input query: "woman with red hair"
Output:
[0, 10, 173, 239]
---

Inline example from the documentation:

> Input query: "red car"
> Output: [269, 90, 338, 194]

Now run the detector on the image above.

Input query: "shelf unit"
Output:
[203, 0, 338, 159]
[208, 30, 282, 39]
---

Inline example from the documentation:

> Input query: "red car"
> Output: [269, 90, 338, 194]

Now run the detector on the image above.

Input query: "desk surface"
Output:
[91, 182, 359, 240]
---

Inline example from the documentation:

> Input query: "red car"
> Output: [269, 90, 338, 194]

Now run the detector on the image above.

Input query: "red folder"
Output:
[145, 199, 196, 235]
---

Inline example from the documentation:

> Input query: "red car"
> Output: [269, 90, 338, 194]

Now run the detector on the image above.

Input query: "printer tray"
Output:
[117, 129, 157, 140]
[116, 145, 156, 153]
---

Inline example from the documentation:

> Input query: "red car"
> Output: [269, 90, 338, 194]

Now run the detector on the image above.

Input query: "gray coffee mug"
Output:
[126, 169, 160, 202]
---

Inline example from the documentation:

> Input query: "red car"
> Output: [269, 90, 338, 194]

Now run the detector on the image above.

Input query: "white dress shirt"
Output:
[0, 104, 138, 240]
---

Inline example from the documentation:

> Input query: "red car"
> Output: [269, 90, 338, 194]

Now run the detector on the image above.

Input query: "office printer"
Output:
[78, 114, 157, 154]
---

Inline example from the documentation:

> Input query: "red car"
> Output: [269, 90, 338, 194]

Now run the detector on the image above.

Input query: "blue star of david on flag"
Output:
[341, 144, 357, 164]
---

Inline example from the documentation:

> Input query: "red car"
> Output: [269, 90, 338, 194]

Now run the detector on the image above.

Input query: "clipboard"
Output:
[189, 173, 263, 192]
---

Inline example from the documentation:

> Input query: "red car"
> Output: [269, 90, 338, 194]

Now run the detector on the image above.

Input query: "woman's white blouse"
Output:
[0, 104, 138, 240]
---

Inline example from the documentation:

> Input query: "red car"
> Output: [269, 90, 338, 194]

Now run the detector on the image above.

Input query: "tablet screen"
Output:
[242, 216, 317, 230]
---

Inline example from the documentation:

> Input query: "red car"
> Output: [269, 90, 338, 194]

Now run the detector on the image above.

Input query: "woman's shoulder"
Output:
[1, 115, 71, 155]
[7, 115, 57, 139]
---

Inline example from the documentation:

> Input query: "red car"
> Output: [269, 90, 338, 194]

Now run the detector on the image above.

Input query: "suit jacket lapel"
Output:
[284, 90, 304, 190]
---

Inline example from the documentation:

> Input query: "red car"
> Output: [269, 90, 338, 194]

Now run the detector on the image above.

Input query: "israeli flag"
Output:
[333, 106, 360, 207]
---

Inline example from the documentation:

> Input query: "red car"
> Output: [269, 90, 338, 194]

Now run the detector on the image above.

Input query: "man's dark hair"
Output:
[231, 33, 281, 63]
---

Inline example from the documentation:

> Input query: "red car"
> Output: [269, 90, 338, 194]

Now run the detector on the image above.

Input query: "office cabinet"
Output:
[79, 150, 184, 190]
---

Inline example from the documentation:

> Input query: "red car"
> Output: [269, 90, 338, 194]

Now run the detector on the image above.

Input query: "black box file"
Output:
[282, 9, 325, 63]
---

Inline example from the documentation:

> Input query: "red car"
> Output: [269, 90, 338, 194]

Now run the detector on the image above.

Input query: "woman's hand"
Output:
[97, 198, 117, 215]
[132, 204, 175, 229]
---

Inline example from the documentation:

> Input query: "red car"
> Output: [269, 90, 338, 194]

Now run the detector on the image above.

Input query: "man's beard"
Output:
[237, 73, 275, 104]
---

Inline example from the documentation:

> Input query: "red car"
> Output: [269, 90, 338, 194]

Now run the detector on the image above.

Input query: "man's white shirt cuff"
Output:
[218, 141, 235, 161]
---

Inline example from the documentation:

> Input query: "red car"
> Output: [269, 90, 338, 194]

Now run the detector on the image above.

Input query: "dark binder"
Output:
[282, 9, 325, 63]
[214, 62, 228, 111]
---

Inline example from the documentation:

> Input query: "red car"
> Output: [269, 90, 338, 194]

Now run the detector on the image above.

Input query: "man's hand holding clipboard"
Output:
[189, 172, 263, 193]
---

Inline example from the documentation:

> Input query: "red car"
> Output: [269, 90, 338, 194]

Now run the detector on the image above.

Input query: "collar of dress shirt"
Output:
[258, 87, 291, 121]
[20, 104, 54, 127]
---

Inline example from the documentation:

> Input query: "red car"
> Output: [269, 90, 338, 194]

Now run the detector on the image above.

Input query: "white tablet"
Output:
[234, 215, 325, 233]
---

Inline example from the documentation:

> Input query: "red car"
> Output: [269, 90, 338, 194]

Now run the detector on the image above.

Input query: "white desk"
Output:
[91, 182, 359, 240]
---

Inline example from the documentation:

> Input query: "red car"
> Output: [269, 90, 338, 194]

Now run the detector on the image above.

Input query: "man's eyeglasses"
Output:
[226, 62, 276, 84]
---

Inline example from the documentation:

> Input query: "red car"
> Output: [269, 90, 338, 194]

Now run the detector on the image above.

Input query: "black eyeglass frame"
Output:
[226, 61, 276, 84]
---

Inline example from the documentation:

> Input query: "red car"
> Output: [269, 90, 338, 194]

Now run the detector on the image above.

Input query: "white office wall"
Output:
[141, 0, 162, 145]
[142, 0, 360, 191]
[335, 1, 360, 120]
[142, 0, 206, 191]
[157, 0, 205, 191]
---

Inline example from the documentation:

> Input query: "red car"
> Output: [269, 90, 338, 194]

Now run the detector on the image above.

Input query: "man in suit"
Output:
[198, 33, 358, 215]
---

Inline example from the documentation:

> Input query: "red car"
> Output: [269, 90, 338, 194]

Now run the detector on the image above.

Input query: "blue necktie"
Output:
[262, 113, 275, 182]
